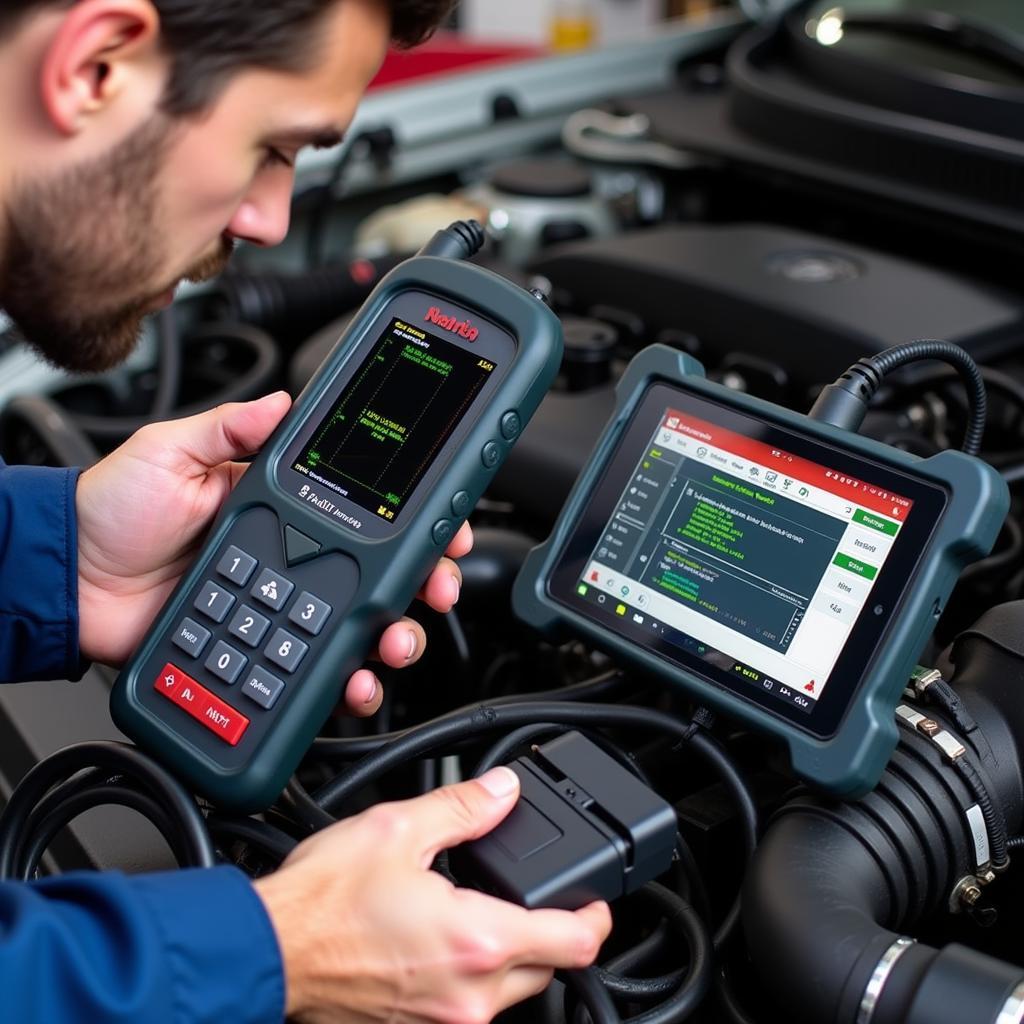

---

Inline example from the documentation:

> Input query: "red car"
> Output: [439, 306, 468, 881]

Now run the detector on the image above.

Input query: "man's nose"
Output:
[226, 174, 294, 248]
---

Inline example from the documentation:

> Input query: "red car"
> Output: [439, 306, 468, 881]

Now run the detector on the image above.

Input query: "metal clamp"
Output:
[857, 937, 916, 1024]
[996, 979, 1024, 1024]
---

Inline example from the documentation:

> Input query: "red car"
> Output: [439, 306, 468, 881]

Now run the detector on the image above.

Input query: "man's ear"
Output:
[39, 0, 161, 135]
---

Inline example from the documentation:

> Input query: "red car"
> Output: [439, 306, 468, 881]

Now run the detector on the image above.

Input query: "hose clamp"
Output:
[996, 979, 1024, 1024]
[857, 937, 915, 1024]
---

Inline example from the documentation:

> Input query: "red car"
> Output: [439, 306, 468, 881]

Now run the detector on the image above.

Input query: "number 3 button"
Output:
[265, 628, 308, 674]
[287, 592, 332, 636]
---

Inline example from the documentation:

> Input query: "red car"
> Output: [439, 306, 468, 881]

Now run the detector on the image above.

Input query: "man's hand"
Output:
[76, 393, 471, 713]
[254, 768, 612, 1023]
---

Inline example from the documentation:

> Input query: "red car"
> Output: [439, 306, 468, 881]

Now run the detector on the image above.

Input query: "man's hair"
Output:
[0, 1, 454, 113]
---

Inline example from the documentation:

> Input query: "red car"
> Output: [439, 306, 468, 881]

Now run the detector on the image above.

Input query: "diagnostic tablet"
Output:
[514, 346, 1008, 796]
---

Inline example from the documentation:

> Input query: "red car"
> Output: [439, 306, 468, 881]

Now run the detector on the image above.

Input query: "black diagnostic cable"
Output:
[308, 670, 637, 761]
[309, 703, 756, 848]
[564, 967, 622, 1024]
[19, 786, 186, 878]
[0, 742, 216, 879]
[568, 884, 712, 1024]
[473, 723, 654, 786]
[598, 923, 671, 987]
[597, 959, 682, 1005]
[206, 815, 300, 867]
[808, 340, 987, 456]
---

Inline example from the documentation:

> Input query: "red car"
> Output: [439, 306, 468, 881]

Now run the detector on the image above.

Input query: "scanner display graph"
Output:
[294, 318, 495, 522]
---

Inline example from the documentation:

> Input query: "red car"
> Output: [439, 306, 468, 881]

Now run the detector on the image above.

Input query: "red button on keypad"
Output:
[154, 663, 249, 747]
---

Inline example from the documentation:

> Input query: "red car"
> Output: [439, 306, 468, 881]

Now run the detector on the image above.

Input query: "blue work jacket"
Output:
[0, 464, 285, 1023]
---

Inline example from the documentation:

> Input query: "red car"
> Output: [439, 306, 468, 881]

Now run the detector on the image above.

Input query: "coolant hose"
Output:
[744, 602, 1024, 1024]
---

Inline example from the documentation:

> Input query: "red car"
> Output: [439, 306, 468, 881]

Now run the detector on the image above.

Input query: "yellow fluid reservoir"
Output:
[551, 0, 597, 50]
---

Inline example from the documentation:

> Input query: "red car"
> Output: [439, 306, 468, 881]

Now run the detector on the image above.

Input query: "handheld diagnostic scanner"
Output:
[514, 345, 1009, 798]
[111, 222, 563, 811]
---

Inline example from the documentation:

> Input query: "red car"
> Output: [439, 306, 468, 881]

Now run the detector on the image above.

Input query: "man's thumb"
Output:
[413, 767, 520, 865]
[163, 392, 292, 470]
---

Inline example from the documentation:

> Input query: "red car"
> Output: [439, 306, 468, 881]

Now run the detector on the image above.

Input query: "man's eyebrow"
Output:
[270, 127, 346, 150]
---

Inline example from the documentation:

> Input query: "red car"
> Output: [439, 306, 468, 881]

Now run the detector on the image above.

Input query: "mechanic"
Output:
[0, 2, 612, 1022]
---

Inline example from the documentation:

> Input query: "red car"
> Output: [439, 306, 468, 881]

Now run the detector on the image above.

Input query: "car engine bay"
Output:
[2, 4, 1024, 1021]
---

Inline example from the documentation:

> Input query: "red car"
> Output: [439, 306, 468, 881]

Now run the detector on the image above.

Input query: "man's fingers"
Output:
[375, 618, 426, 668]
[446, 521, 474, 559]
[409, 770, 521, 863]
[342, 668, 384, 717]
[418, 558, 462, 612]
[470, 899, 611, 971]
[146, 392, 292, 472]
[496, 967, 557, 1013]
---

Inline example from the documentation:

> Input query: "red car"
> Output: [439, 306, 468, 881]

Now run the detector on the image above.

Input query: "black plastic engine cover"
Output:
[531, 223, 1024, 386]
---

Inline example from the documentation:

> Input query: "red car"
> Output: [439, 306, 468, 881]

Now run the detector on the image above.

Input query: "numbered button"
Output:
[195, 581, 235, 624]
[251, 569, 294, 612]
[288, 593, 332, 637]
[264, 629, 308, 674]
[228, 605, 271, 649]
[217, 546, 257, 587]
[173, 618, 210, 659]
[204, 641, 247, 685]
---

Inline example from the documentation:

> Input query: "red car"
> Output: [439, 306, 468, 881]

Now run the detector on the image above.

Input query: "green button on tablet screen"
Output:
[833, 552, 879, 580]
[853, 509, 900, 536]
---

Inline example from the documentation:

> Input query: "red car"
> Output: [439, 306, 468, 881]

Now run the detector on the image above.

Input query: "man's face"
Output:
[0, 0, 391, 373]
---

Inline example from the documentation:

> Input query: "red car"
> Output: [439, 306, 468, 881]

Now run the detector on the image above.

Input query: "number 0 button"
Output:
[288, 593, 332, 636]
[204, 641, 247, 685]
[265, 629, 308, 674]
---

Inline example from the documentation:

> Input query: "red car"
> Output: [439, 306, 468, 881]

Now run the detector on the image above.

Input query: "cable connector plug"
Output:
[418, 220, 487, 261]
[807, 359, 883, 432]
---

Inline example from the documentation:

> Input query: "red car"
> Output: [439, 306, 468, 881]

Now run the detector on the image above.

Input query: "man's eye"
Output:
[264, 147, 294, 169]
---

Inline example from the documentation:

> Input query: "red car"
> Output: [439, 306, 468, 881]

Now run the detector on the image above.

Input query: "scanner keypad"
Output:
[153, 522, 341, 749]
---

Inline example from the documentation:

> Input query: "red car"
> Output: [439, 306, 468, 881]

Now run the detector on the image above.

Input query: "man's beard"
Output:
[0, 117, 234, 374]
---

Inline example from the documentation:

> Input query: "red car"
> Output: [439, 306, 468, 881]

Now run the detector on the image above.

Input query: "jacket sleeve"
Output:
[0, 463, 83, 683]
[0, 865, 286, 1024]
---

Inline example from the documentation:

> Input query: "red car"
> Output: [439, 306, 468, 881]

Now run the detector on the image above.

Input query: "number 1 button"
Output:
[217, 546, 257, 586]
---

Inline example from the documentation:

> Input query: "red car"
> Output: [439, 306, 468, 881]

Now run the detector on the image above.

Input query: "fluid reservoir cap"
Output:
[560, 316, 618, 392]
[490, 159, 592, 199]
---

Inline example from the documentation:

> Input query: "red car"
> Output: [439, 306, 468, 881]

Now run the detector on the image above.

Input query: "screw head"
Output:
[962, 883, 983, 905]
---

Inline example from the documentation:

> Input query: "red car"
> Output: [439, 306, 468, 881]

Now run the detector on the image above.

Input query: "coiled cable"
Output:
[809, 340, 987, 456]
[0, 742, 215, 879]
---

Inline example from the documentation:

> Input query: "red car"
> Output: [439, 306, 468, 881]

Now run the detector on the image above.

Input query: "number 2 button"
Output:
[228, 605, 270, 649]
[265, 629, 308, 674]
